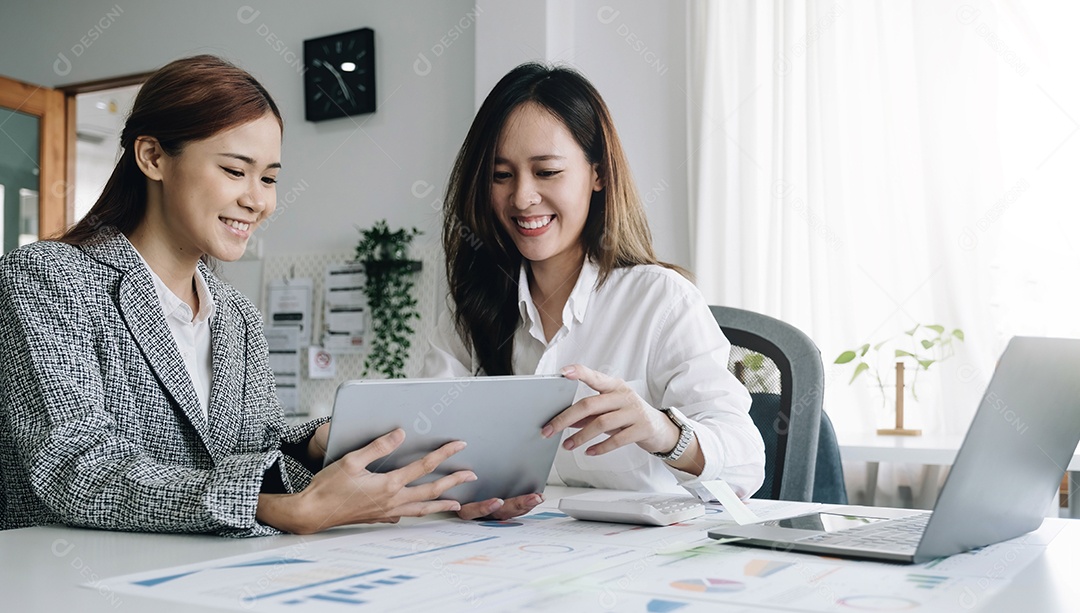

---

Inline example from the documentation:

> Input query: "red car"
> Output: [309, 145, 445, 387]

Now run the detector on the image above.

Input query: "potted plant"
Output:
[354, 220, 422, 379]
[835, 324, 964, 435]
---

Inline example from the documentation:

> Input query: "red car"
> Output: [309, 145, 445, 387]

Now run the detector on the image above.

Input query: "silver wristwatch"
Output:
[652, 407, 694, 461]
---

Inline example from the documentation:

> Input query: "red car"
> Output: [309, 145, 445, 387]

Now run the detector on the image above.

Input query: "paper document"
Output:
[266, 278, 314, 347]
[91, 504, 1055, 612]
[684, 480, 761, 525]
[264, 326, 301, 415]
[321, 262, 366, 353]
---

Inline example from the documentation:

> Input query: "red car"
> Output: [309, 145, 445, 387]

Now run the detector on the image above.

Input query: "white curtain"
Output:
[687, 0, 1080, 506]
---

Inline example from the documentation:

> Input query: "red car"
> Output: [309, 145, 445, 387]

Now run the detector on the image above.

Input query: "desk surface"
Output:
[3, 487, 1079, 612]
[838, 432, 1080, 470]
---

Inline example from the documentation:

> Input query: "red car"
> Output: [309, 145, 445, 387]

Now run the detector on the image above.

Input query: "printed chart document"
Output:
[322, 262, 366, 353]
[264, 326, 301, 415]
[92, 506, 1054, 612]
[266, 278, 314, 347]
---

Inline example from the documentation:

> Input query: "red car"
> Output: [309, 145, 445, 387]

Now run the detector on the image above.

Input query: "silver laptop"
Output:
[709, 336, 1080, 563]
[323, 375, 579, 504]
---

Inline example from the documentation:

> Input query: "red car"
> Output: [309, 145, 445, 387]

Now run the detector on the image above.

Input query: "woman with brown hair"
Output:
[0, 55, 473, 535]
[424, 63, 766, 520]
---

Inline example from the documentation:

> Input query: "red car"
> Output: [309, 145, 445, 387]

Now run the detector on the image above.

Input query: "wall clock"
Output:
[303, 27, 376, 122]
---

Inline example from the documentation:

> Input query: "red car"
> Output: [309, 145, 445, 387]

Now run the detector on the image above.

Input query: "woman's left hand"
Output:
[541, 364, 680, 456]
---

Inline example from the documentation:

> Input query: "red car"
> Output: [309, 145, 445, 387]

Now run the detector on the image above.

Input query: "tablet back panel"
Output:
[324, 376, 579, 503]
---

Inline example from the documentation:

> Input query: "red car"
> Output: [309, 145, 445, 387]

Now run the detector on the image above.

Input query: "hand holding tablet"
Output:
[323, 375, 579, 505]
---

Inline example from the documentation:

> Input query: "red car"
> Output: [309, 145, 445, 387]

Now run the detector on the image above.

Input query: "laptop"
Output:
[322, 375, 579, 504]
[709, 336, 1080, 563]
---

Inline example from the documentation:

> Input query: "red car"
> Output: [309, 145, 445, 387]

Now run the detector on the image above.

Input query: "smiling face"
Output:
[138, 112, 282, 264]
[491, 102, 602, 272]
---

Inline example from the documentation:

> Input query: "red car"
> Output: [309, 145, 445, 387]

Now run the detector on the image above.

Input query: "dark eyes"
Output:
[222, 167, 277, 185]
[492, 170, 562, 181]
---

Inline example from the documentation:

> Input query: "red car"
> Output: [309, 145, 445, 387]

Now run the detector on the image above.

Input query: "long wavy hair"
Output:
[59, 54, 282, 246]
[443, 62, 683, 375]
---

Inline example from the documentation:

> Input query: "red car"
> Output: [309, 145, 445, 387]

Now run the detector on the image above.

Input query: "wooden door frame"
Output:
[58, 71, 150, 231]
[0, 71, 151, 241]
[0, 75, 67, 239]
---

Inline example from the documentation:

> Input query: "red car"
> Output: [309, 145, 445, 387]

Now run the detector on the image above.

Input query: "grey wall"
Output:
[0, 0, 477, 257]
[0, 0, 690, 268]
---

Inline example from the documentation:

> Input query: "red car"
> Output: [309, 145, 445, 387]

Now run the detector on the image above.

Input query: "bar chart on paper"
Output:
[92, 511, 1055, 612]
[97, 552, 522, 612]
[275, 571, 418, 607]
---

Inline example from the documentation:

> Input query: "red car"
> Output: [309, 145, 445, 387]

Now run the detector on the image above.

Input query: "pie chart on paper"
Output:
[670, 578, 745, 593]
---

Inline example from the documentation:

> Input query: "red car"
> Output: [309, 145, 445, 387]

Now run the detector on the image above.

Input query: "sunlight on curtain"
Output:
[688, 0, 1078, 506]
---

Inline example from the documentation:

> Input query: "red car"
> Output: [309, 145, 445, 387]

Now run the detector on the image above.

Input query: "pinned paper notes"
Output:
[684, 479, 762, 525]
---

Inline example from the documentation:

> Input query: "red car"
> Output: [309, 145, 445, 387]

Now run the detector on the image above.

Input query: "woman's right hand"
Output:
[258, 428, 474, 534]
[457, 494, 545, 521]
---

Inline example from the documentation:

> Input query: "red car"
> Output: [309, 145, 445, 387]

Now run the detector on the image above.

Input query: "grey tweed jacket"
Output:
[0, 229, 325, 536]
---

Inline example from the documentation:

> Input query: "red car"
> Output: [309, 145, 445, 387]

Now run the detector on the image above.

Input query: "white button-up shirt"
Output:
[135, 253, 215, 421]
[422, 260, 766, 498]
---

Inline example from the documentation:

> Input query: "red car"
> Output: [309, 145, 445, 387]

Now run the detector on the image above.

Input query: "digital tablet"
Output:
[322, 375, 580, 504]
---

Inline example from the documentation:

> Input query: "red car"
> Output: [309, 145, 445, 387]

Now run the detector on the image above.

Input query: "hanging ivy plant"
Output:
[354, 220, 422, 378]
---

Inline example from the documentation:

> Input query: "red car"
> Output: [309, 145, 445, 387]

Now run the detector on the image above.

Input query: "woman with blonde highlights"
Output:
[425, 63, 765, 520]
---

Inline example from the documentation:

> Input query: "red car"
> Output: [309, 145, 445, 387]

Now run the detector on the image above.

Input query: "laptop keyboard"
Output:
[798, 513, 931, 553]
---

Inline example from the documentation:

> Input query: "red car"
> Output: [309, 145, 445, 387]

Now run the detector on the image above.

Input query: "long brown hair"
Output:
[60, 54, 282, 245]
[443, 62, 682, 375]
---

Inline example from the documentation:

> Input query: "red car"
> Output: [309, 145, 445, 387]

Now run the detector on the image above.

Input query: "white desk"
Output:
[839, 433, 966, 509]
[3, 487, 1080, 612]
[839, 433, 1080, 514]
[838, 433, 968, 466]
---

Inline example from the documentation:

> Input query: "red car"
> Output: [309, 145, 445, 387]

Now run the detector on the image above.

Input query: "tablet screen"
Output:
[770, 513, 889, 533]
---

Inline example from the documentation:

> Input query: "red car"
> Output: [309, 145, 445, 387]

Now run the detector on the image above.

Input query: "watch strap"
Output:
[652, 407, 694, 461]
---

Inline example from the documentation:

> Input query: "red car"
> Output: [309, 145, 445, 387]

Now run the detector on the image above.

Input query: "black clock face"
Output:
[303, 28, 376, 122]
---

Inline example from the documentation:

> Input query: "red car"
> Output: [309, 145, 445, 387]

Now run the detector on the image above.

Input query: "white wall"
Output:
[0, 0, 690, 268]
[567, 0, 690, 269]
[475, 0, 690, 268]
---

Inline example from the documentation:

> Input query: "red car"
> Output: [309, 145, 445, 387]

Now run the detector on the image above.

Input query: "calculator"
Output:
[557, 491, 706, 526]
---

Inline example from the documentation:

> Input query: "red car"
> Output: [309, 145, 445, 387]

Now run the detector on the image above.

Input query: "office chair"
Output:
[709, 306, 847, 504]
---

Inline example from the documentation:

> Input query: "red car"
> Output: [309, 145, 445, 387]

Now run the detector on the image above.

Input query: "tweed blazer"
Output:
[0, 229, 325, 536]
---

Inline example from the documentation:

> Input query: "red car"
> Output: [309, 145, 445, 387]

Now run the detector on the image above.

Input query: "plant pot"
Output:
[362, 259, 422, 276]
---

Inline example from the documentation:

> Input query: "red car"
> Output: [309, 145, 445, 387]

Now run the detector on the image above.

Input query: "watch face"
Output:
[303, 27, 376, 122]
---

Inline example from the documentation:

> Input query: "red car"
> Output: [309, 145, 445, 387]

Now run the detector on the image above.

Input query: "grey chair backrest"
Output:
[709, 305, 825, 502]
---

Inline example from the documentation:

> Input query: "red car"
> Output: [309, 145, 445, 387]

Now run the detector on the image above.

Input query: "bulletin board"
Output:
[261, 241, 446, 419]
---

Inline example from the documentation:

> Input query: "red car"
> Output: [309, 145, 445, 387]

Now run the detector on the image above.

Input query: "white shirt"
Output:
[135, 252, 216, 421]
[422, 260, 766, 498]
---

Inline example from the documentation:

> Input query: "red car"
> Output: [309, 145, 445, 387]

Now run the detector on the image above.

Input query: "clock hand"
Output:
[321, 61, 354, 104]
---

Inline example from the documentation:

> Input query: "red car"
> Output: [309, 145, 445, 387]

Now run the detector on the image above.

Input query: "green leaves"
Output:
[356, 220, 422, 379]
[835, 350, 858, 364]
[355, 220, 421, 263]
[835, 343, 870, 365]
[835, 322, 966, 403]
[849, 361, 870, 384]
[743, 353, 766, 371]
